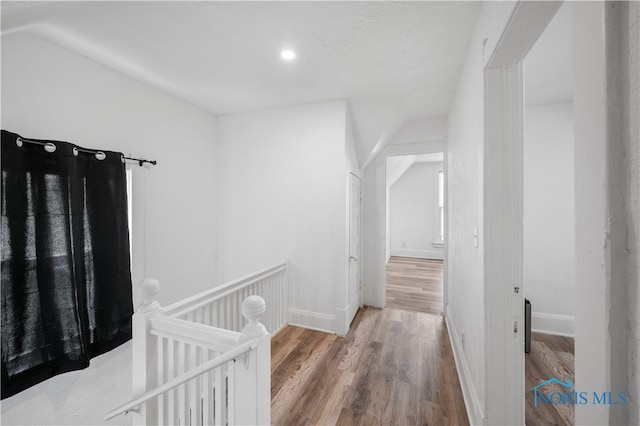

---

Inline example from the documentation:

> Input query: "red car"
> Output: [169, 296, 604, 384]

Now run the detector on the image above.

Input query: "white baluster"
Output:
[268, 276, 274, 332]
[178, 341, 186, 425]
[278, 272, 284, 330]
[283, 266, 289, 327]
[168, 339, 176, 425]
[157, 336, 164, 424]
[188, 343, 197, 425]
[225, 297, 231, 331]
[132, 278, 162, 426]
[202, 349, 212, 425]
[195, 346, 203, 426]
[215, 363, 226, 426]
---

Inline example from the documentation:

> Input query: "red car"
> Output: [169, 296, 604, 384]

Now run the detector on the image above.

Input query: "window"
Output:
[433, 169, 444, 245]
[124, 163, 145, 292]
[126, 167, 133, 262]
[438, 170, 444, 242]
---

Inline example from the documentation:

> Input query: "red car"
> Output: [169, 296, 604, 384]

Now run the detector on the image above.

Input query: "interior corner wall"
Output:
[622, 3, 639, 423]
[216, 100, 349, 333]
[362, 158, 385, 307]
[523, 102, 575, 336]
[389, 162, 443, 260]
[573, 2, 640, 424]
[444, 2, 518, 424]
[610, 1, 639, 423]
[1, 32, 217, 425]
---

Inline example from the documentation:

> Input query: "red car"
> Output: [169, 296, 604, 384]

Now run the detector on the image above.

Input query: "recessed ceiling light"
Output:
[280, 49, 296, 61]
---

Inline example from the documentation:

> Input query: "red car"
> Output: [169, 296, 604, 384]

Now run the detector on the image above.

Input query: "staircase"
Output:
[105, 262, 288, 425]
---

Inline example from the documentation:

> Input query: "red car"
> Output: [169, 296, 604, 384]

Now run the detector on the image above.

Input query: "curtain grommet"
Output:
[95, 151, 106, 161]
[16, 138, 23, 148]
[73, 147, 79, 156]
[44, 143, 56, 153]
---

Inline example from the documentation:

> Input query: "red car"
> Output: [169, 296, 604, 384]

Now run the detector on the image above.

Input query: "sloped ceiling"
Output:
[386, 153, 443, 188]
[1, 1, 481, 165]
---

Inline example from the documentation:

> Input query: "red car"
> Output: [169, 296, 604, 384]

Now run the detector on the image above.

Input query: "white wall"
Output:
[216, 100, 350, 333]
[385, 155, 415, 261]
[446, 3, 638, 424]
[1, 32, 217, 425]
[1, 33, 218, 306]
[444, 2, 518, 424]
[388, 116, 447, 145]
[389, 162, 443, 260]
[523, 102, 575, 336]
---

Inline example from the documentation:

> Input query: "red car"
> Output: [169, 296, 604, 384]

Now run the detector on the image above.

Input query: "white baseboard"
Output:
[288, 308, 335, 334]
[390, 248, 443, 260]
[335, 303, 359, 336]
[531, 312, 575, 337]
[445, 307, 485, 425]
[334, 306, 348, 336]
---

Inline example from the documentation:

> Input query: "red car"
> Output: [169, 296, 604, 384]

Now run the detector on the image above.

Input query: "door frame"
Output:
[483, 2, 561, 424]
[373, 140, 446, 310]
[346, 172, 362, 325]
[336, 169, 363, 336]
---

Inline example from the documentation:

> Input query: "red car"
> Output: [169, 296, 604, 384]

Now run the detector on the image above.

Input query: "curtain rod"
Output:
[15, 137, 157, 167]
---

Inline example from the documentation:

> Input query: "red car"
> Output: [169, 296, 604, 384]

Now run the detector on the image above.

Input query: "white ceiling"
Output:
[1, 1, 481, 164]
[524, 2, 573, 106]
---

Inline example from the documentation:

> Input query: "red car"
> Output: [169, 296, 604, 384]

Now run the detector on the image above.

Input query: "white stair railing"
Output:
[163, 262, 288, 334]
[106, 274, 274, 425]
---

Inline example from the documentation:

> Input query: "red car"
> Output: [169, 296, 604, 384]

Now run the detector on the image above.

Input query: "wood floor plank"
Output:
[271, 307, 469, 426]
[386, 256, 444, 315]
[308, 370, 356, 426]
[525, 332, 575, 426]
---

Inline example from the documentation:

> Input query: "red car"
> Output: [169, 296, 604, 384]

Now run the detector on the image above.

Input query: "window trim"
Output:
[433, 167, 445, 246]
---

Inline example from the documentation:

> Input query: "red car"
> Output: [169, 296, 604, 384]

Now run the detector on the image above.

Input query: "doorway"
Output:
[385, 153, 444, 315]
[522, 3, 575, 424]
[483, 2, 567, 424]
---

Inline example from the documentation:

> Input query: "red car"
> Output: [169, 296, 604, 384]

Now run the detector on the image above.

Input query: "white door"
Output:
[347, 173, 361, 326]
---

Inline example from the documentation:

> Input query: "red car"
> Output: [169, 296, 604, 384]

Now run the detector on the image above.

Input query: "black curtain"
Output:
[1, 130, 133, 399]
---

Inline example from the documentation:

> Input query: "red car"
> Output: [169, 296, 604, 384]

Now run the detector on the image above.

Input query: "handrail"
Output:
[149, 315, 239, 352]
[104, 338, 258, 421]
[163, 261, 287, 317]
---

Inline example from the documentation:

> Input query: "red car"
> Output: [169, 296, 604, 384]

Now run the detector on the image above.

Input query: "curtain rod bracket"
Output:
[122, 156, 157, 167]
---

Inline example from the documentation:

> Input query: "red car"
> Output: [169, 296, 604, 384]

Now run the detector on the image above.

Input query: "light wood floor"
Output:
[271, 256, 574, 425]
[271, 306, 469, 426]
[386, 256, 443, 315]
[526, 332, 575, 425]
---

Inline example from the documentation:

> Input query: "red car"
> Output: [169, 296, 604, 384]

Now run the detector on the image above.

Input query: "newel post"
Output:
[132, 278, 162, 426]
[230, 295, 271, 425]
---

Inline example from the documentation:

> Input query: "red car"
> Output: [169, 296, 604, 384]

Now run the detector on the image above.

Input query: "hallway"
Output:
[271, 306, 468, 425]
